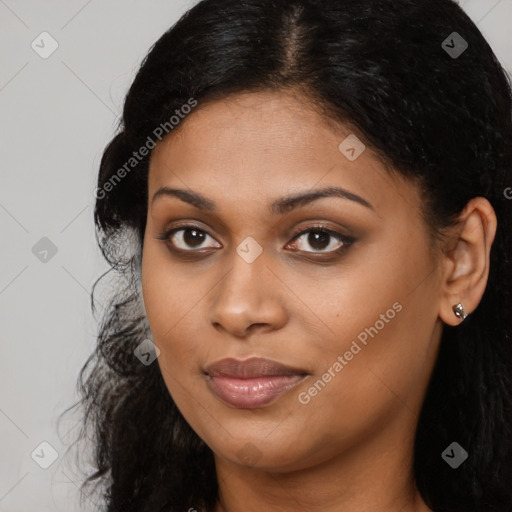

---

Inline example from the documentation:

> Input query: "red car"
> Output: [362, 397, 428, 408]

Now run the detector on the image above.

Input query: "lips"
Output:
[204, 357, 307, 409]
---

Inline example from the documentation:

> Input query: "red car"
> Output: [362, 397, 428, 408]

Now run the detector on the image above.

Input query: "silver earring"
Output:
[452, 303, 467, 321]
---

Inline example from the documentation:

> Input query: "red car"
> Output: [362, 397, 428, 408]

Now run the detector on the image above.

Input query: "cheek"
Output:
[298, 299, 439, 454]
[297, 234, 440, 425]
[140, 244, 213, 398]
[141, 247, 187, 359]
[141, 235, 199, 336]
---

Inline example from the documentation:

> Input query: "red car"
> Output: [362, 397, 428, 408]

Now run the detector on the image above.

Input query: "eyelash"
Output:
[156, 223, 355, 260]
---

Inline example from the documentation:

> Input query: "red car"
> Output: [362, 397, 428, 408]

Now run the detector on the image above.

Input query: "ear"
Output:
[439, 197, 497, 326]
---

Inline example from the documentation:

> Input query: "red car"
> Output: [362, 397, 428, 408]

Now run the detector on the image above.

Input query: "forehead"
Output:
[147, 90, 418, 218]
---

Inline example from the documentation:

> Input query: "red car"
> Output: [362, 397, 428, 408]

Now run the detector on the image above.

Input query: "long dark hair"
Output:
[61, 1, 512, 510]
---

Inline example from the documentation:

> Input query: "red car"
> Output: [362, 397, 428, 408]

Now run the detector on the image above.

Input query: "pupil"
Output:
[309, 231, 329, 250]
[184, 229, 205, 247]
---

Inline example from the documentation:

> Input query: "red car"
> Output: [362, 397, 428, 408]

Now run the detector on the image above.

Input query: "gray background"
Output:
[1, 1, 511, 510]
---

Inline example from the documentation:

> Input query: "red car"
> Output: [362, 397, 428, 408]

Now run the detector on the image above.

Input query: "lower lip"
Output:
[206, 375, 305, 408]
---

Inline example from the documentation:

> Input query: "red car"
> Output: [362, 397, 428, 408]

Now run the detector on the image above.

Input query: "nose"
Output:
[208, 252, 288, 338]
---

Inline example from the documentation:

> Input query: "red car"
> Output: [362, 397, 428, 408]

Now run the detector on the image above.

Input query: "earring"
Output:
[452, 303, 467, 321]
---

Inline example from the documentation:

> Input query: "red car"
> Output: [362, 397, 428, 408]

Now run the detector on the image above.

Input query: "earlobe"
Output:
[438, 197, 497, 327]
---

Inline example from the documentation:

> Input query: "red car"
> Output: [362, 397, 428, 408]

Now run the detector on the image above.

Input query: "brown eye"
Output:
[164, 227, 221, 251]
[288, 228, 352, 254]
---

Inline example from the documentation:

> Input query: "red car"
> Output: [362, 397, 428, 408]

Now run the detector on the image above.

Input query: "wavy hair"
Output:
[62, 1, 512, 511]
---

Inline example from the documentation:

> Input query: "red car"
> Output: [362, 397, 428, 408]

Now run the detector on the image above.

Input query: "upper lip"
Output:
[205, 357, 308, 378]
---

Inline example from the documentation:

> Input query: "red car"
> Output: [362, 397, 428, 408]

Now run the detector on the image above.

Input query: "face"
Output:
[141, 90, 445, 472]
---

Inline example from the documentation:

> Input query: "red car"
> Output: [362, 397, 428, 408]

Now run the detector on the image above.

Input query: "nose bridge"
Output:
[216, 244, 268, 311]
[208, 241, 287, 335]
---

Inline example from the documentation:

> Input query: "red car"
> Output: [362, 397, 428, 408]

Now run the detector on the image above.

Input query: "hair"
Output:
[61, 0, 512, 511]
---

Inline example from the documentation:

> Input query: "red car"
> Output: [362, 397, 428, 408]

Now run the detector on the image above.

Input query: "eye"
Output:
[157, 224, 354, 257]
[158, 226, 221, 251]
[286, 227, 353, 254]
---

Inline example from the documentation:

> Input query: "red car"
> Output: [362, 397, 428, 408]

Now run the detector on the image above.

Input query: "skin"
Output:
[141, 89, 496, 512]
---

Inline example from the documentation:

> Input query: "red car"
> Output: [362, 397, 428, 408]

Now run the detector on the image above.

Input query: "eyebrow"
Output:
[151, 185, 374, 214]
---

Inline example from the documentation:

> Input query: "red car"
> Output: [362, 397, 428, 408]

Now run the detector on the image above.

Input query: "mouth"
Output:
[204, 357, 308, 409]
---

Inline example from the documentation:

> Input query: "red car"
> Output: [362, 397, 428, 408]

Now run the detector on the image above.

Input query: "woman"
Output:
[65, 0, 512, 510]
